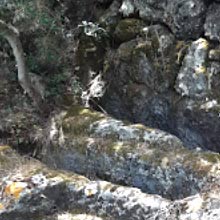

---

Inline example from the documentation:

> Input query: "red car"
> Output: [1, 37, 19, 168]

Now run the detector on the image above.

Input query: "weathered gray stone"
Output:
[1, 140, 220, 220]
[120, 0, 207, 39]
[0, 149, 171, 220]
[42, 106, 220, 200]
[98, 24, 178, 127]
[175, 38, 209, 98]
[205, 3, 220, 42]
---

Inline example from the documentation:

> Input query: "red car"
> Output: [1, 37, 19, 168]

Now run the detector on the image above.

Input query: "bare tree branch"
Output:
[0, 20, 49, 114]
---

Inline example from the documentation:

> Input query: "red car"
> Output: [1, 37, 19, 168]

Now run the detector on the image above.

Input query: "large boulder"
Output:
[42, 106, 220, 200]
[99, 24, 178, 128]
[76, 22, 220, 152]
[120, 0, 207, 39]
[1, 132, 220, 219]
[0, 146, 171, 220]
[175, 38, 209, 98]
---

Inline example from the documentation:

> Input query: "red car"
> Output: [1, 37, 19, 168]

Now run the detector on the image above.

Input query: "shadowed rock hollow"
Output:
[74, 0, 220, 153]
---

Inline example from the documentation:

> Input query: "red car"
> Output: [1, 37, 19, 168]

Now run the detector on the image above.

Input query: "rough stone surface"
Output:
[0, 164, 170, 220]
[99, 24, 178, 128]
[75, 20, 220, 152]
[175, 38, 209, 98]
[205, 3, 220, 42]
[3, 1, 220, 219]
[120, 0, 207, 39]
[1, 144, 220, 220]
[42, 106, 220, 200]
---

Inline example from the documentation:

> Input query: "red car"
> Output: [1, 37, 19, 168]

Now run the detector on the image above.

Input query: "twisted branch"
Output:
[0, 20, 48, 114]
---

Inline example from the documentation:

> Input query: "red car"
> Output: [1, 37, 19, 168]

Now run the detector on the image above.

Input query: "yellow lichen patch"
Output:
[145, 127, 155, 132]
[195, 66, 206, 75]
[112, 142, 124, 153]
[196, 38, 209, 49]
[131, 123, 146, 129]
[79, 108, 97, 116]
[62, 106, 105, 137]
[45, 170, 89, 190]
[4, 181, 28, 199]
[65, 105, 104, 119]
[202, 152, 220, 164]
[161, 157, 170, 168]
[85, 189, 95, 197]
[0, 145, 10, 151]
[0, 203, 4, 210]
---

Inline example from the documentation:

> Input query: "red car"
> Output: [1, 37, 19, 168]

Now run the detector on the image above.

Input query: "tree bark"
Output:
[0, 20, 49, 114]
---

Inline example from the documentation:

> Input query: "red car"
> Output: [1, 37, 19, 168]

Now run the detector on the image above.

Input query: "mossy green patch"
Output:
[103, 140, 134, 157]
[201, 152, 220, 163]
[64, 105, 104, 119]
[62, 105, 105, 137]
[45, 169, 89, 186]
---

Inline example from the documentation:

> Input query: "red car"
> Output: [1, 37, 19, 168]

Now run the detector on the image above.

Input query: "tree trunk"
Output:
[0, 20, 49, 114]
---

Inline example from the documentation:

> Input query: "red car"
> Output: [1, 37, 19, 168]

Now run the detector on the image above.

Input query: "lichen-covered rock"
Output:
[42, 106, 220, 200]
[99, 24, 178, 128]
[175, 187, 220, 220]
[73, 2, 220, 154]
[175, 38, 209, 98]
[120, 0, 206, 39]
[1, 142, 220, 219]
[0, 151, 171, 220]
[166, 0, 206, 39]
[205, 3, 220, 42]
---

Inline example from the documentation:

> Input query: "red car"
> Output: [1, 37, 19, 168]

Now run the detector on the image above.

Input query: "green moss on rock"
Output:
[62, 105, 105, 136]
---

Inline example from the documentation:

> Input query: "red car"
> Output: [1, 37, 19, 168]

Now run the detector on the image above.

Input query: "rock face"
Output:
[2, 0, 220, 219]
[0, 146, 171, 220]
[205, 3, 220, 42]
[1, 120, 220, 220]
[175, 38, 209, 98]
[120, 0, 207, 39]
[42, 106, 220, 200]
[73, 1, 220, 152]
